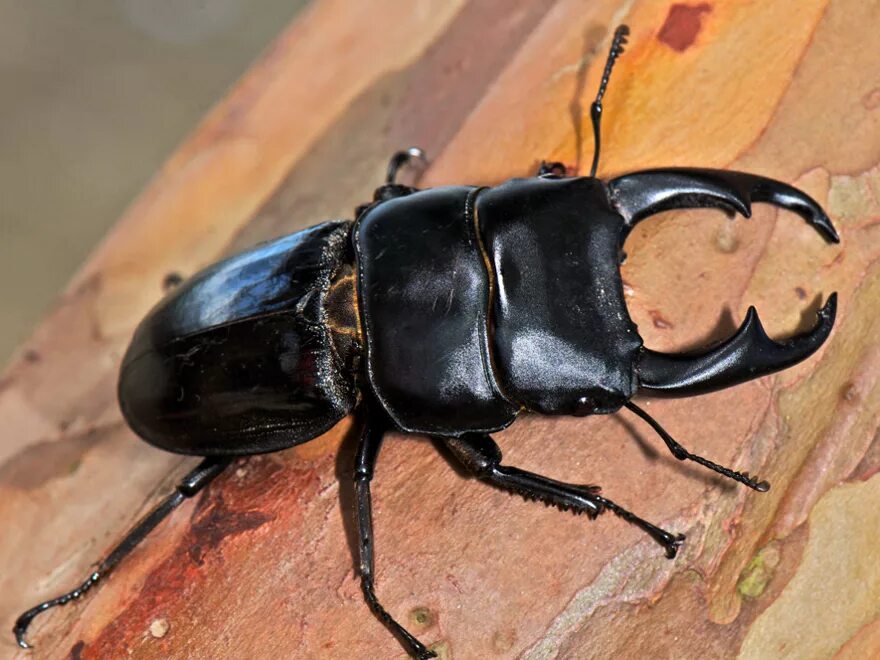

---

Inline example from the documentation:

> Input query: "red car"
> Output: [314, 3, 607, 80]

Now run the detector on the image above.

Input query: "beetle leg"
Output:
[624, 401, 770, 492]
[355, 147, 429, 217]
[13, 456, 230, 649]
[537, 160, 567, 177]
[385, 147, 428, 185]
[354, 412, 437, 660]
[444, 434, 685, 559]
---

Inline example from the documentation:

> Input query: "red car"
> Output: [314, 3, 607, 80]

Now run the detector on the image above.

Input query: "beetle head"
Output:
[607, 168, 839, 396]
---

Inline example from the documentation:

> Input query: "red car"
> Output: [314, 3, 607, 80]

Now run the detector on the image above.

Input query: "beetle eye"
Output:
[573, 395, 594, 416]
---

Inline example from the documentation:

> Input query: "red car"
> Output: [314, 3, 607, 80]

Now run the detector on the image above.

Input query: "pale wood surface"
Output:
[2, 1, 879, 658]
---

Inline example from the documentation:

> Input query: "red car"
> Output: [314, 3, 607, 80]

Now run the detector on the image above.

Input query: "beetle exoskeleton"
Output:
[15, 25, 839, 660]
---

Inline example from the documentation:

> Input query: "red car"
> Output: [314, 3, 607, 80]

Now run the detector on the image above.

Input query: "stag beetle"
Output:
[15, 26, 838, 659]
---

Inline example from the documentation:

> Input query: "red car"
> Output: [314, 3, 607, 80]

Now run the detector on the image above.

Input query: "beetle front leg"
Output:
[536, 160, 567, 177]
[354, 410, 437, 660]
[444, 434, 685, 558]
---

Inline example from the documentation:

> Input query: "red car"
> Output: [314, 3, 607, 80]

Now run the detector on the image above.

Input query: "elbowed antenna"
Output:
[589, 25, 630, 178]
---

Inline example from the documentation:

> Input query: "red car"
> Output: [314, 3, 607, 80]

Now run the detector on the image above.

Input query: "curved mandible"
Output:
[635, 295, 836, 395]
[606, 167, 839, 395]
[608, 168, 839, 241]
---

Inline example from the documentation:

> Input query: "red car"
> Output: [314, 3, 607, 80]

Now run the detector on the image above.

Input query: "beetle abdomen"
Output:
[118, 221, 358, 456]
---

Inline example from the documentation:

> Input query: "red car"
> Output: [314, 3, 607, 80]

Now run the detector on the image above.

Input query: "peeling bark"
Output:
[1, 1, 878, 658]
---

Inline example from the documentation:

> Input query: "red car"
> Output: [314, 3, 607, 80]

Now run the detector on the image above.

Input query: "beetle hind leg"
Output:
[13, 456, 230, 649]
[444, 434, 685, 559]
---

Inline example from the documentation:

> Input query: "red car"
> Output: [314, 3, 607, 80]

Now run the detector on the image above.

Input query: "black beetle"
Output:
[15, 26, 838, 659]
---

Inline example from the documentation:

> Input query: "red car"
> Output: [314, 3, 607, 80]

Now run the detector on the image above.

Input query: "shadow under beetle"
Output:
[16, 25, 839, 659]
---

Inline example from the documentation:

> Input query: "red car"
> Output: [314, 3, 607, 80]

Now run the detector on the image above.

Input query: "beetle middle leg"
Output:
[354, 408, 437, 660]
[444, 433, 685, 558]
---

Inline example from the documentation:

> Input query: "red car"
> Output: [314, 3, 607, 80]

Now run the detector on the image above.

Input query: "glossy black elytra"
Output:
[15, 25, 839, 659]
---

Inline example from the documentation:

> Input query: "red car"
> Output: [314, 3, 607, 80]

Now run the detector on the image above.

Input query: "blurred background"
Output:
[0, 0, 310, 368]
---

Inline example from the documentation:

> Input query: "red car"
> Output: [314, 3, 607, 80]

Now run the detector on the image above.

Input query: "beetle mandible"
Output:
[15, 25, 839, 659]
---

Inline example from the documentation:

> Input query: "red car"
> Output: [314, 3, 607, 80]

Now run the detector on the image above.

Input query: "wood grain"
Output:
[2, 1, 879, 658]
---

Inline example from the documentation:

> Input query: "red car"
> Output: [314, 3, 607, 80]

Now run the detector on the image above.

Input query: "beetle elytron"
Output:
[16, 26, 838, 659]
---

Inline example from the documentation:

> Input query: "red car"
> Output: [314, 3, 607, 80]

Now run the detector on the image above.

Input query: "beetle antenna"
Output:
[624, 402, 771, 492]
[13, 457, 230, 649]
[589, 24, 629, 178]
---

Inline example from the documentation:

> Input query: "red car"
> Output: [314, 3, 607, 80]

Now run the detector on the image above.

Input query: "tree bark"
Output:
[2, 1, 878, 658]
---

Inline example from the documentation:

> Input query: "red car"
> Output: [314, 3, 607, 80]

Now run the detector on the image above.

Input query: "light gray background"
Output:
[0, 0, 310, 367]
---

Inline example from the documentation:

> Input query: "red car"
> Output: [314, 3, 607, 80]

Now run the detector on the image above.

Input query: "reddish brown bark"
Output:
[2, 1, 879, 658]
